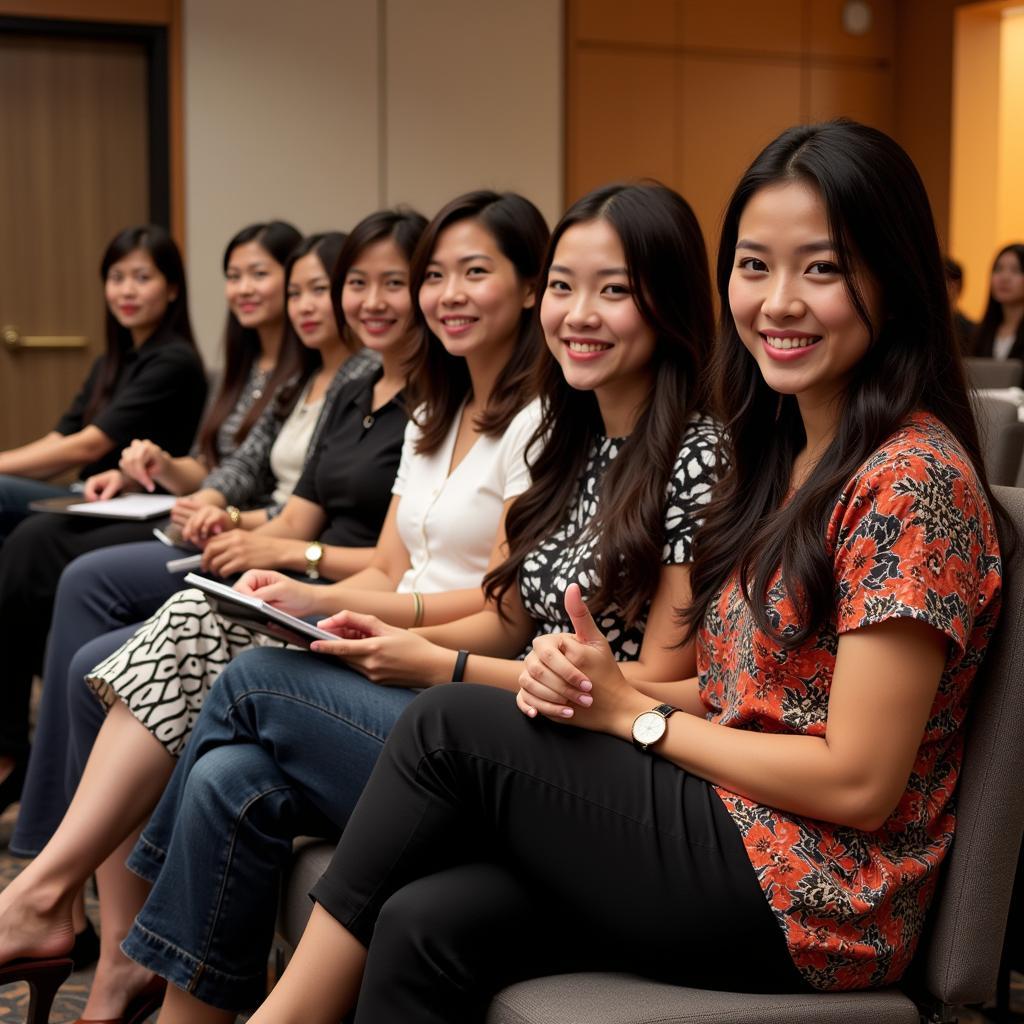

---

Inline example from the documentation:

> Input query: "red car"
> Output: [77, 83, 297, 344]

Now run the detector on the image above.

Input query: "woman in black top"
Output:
[0, 225, 206, 540]
[972, 243, 1024, 360]
[0, 226, 205, 811]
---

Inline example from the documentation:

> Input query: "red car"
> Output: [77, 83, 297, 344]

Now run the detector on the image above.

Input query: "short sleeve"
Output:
[499, 399, 543, 501]
[832, 457, 989, 652]
[661, 418, 723, 565]
[391, 419, 421, 498]
[91, 347, 204, 449]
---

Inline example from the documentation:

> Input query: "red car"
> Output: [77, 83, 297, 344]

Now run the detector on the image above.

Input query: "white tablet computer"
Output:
[184, 573, 336, 648]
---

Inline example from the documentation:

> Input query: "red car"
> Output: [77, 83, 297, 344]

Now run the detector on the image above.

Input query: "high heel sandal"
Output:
[0, 956, 74, 1024]
[72, 975, 166, 1024]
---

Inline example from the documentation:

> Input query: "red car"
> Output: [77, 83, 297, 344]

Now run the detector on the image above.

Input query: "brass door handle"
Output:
[2, 325, 87, 350]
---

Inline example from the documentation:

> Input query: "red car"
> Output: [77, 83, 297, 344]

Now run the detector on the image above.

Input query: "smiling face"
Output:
[728, 181, 880, 416]
[991, 249, 1024, 306]
[104, 248, 174, 342]
[341, 237, 415, 354]
[225, 240, 286, 330]
[417, 218, 534, 360]
[540, 219, 656, 417]
[287, 251, 341, 350]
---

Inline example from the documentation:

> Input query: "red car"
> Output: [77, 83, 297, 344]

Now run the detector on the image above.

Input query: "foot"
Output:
[79, 950, 155, 1021]
[0, 873, 76, 964]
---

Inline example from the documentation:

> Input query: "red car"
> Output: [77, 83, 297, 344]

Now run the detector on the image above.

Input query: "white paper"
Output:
[66, 494, 177, 519]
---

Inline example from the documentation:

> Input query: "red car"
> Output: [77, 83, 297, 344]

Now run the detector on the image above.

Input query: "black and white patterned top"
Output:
[518, 415, 721, 660]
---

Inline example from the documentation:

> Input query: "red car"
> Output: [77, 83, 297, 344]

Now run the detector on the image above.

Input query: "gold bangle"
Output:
[412, 591, 424, 628]
[226, 505, 241, 528]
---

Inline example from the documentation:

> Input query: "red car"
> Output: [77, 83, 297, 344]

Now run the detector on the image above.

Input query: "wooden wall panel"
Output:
[676, 0, 803, 54]
[569, 0, 675, 46]
[678, 56, 802, 241]
[566, 0, 900, 247]
[567, 49, 677, 203]
[808, 64, 894, 132]
[808, 0, 894, 60]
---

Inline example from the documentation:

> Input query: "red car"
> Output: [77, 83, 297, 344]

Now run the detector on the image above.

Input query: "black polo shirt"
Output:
[55, 331, 207, 479]
[293, 371, 407, 548]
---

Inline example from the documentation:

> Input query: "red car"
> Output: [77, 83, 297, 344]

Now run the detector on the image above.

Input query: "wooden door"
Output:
[0, 31, 150, 451]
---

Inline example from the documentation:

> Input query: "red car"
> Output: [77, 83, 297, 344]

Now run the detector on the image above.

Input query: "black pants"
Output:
[0, 510, 154, 758]
[311, 685, 805, 1024]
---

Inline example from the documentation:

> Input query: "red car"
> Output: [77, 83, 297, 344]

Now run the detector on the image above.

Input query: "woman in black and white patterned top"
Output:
[518, 419, 719, 661]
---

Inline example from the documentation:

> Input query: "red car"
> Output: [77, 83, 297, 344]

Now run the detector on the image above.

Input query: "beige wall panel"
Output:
[183, 0, 379, 362]
[808, 0, 895, 60]
[808, 64, 894, 133]
[676, 0, 802, 54]
[677, 55, 802, 246]
[569, 0, 675, 46]
[385, 0, 562, 227]
[567, 49, 676, 204]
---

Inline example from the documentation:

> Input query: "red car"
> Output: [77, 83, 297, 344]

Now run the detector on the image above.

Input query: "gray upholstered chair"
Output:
[972, 395, 1024, 487]
[278, 488, 1024, 1024]
[965, 357, 1024, 390]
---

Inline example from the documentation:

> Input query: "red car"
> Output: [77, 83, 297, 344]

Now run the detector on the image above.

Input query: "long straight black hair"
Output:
[88, 225, 197, 423]
[683, 119, 1005, 647]
[485, 182, 714, 624]
[973, 243, 1024, 360]
[195, 220, 303, 466]
[405, 190, 549, 456]
[271, 231, 349, 419]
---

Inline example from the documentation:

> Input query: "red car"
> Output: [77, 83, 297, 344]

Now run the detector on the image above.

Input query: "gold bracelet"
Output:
[412, 591, 424, 628]
[226, 505, 241, 528]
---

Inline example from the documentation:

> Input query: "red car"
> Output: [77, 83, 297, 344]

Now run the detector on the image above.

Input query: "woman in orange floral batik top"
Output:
[247, 120, 1007, 1024]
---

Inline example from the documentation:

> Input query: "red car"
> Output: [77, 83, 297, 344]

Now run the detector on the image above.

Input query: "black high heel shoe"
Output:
[0, 956, 74, 1024]
[70, 918, 100, 972]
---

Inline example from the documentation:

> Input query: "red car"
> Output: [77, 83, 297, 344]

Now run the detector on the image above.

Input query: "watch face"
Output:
[305, 543, 322, 561]
[633, 711, 667, 747]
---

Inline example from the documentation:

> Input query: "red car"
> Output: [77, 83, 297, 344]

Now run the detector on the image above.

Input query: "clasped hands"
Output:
[517, 583, 640, 733]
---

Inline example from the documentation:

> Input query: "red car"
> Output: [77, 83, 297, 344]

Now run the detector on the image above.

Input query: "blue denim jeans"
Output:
[121, 646, 418, 1010]
[10, 540, 196, 854]
[0, 474, 71, 543]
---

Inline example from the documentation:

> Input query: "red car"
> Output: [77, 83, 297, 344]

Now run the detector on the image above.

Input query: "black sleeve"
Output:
[292, 379, 364, 505]
[54, 357, 104, 435]
[90, 344, 207, 454]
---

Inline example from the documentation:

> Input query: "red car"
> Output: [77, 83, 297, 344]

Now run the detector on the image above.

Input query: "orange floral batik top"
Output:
[697, 412, 1002, 991]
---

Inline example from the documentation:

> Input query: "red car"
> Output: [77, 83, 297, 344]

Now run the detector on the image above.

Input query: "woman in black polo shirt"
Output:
[0, 226, 205, 817]
[0, 224, 206, 540]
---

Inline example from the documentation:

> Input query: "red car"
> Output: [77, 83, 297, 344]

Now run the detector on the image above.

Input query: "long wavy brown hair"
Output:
[484, 182, 714, 625]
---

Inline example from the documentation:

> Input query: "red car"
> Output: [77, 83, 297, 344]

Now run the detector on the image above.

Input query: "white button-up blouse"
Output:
[392, 397, 542, 595]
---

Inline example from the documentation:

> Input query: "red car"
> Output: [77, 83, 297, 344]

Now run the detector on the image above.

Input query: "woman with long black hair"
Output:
[0, 226, 206, 821]
[249, 121, 1004, 1022]
[972, 242, 1024, 360]
[0, 225, 205, 539]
